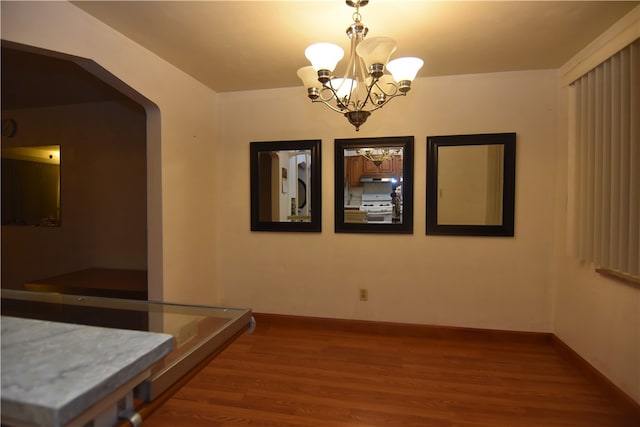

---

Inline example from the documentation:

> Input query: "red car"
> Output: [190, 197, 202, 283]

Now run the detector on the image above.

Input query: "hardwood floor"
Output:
[143, 314, 638, 427]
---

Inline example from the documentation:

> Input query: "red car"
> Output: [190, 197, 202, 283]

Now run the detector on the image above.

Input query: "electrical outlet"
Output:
[359, 288, 368, 301]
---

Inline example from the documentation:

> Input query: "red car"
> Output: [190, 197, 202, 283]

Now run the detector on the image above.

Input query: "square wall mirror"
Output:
[426, 133, 516, 236]
[250, 140, 321, 232]
[335, 136, 414, 234]
[2, 145, 61, 226]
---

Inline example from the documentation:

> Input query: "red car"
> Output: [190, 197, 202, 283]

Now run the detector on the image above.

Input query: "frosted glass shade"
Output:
[387, 57, 424, 82]
[331, 78, 356, 99]
[297, 66, 322, 89]
[305, 43, 344, 72]
[356, 37, 397, 70]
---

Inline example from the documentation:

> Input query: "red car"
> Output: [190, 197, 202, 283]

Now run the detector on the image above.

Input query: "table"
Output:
[1, 316, 173, 427]
[1, 289, 254, 426]
[23, 269, 148, 300]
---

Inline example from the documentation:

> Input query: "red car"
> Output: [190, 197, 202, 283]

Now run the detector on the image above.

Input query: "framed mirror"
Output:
[250, 140, 321, 232]
[426, 133, 516, 236]
[335, 136, 414, 234]
[2, 145, 61, 226]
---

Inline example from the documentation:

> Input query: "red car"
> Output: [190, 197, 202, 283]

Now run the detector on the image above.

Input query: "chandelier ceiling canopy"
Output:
[297, 0, 423, 131]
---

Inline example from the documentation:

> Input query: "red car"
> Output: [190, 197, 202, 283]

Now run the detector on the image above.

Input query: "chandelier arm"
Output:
[325, 82, 353, 110]
[315, 84, 349, 110]
[311, 98, 349, 114]
[373, 80, 400, 97]
[321, 82, 407, 115]
[345, 80, 407, 114]
[359, 76, 381, 110]
[366, 91, 407, 113]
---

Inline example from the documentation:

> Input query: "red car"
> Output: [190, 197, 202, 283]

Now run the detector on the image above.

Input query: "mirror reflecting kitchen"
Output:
[250, 140, 321, 232]
[335, 136, 414, 233]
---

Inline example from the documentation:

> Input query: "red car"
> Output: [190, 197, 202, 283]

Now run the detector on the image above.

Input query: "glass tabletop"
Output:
[1, 289, 254, 401]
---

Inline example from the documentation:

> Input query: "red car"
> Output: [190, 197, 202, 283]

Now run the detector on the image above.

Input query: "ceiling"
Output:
[1, 1, 638, 109]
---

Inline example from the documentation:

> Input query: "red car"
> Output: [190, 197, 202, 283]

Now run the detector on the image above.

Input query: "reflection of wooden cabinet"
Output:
[346, 155, 402, 186]
[348, 155, 363, 187]
[393, 155, 403, 179]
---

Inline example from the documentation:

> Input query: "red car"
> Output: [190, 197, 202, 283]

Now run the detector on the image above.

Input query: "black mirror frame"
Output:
[335, 136, 414, 234]
[426, 133, 516, 237]
[250, 140, 322, 232]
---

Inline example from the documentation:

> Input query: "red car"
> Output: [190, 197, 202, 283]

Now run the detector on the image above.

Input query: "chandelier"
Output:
[297, 0, 423, 131]
[356, 147, 400, 168]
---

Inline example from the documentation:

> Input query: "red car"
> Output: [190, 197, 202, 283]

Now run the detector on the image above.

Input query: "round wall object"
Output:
[1, 118, 18, 138]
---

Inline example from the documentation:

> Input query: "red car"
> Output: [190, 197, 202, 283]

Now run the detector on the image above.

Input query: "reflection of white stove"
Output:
[359, 183, 393, 223]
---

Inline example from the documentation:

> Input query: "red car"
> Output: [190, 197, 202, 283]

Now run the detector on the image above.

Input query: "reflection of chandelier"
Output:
[357, 147, 400, 168]
[297, 0, 423, 131]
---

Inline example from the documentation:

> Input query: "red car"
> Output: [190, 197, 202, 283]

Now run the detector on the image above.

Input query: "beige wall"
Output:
[551, 7, 640, 403]
[1, 102, 146, 289]
[1, 0, 219, 304]
[216, 69, 558, 332]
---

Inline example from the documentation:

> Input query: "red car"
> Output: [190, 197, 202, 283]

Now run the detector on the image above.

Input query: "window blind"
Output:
[570, 39, 639, 278]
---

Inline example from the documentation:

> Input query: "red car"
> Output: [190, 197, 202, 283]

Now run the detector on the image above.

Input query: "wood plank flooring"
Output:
[143, 314, 638, 427]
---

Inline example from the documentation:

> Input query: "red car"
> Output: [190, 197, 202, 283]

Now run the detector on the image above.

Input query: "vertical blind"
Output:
[570, 39, 639, 278]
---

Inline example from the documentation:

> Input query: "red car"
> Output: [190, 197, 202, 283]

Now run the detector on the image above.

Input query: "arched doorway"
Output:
[1, 41, 159, 300]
